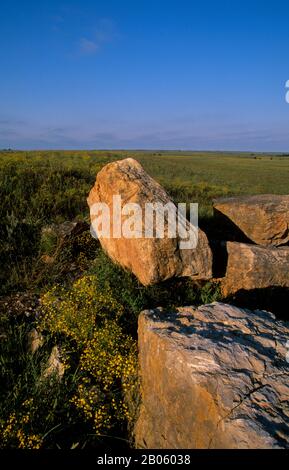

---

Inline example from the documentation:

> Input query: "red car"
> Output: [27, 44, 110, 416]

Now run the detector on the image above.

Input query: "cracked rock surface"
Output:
[134, 302, 289, 448]
[222, 242, 289, 296]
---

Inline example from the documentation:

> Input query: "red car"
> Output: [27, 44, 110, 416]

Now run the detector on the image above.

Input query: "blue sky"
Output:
[1, 0, 289, 151]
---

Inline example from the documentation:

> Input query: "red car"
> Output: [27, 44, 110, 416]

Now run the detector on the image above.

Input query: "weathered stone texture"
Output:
[222, 242, 289, 296]
[135, 302, 289, 449]
[88, 158, 212, 285]
[214, 195, 289, 246]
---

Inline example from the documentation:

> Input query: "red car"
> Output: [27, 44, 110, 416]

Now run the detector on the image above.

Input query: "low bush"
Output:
[0, 314, 81, 449]
[38, 274, 138, 445]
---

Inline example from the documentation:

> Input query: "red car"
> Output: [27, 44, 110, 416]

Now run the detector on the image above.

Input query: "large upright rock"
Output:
[135, 302, 289, 449]
[214, 195, 289, 246]
[87, 158, 212, 285]
[222, 242, 289, 297]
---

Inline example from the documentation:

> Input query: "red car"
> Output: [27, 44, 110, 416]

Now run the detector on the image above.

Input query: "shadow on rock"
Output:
[224, 287, 289, 321]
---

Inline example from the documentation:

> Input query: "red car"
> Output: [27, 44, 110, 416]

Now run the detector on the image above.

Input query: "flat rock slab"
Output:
[222, 242, 289, 297]
[135, 302, 289, 449]
[214, 194, 289, 246]
[87, 158, 212, 285]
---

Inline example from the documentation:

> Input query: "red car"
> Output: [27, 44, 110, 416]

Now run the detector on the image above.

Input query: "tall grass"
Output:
[1, 149, 288, 294]
[0, 149, 288, 448]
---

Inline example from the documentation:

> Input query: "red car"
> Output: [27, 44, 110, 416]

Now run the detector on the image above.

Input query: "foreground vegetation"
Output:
[1, 149, 288, 448]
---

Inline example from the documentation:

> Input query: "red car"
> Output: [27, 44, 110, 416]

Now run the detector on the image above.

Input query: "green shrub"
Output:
[0, 314, 81, 449]
[38, 273, 138, 441]
[89, 251, 221, 333]
[72, 319, 138, 434]
[39, 275, 124, 345]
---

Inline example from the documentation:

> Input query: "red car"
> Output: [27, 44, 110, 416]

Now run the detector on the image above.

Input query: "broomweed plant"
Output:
[72, 320, 138, 433]
[0, 399, 42, 449]
[39, 275, 139, 437]
[39, 275, 124, 344]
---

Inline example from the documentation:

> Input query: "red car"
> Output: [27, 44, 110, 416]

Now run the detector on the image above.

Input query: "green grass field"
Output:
[1, 149, 288, 448]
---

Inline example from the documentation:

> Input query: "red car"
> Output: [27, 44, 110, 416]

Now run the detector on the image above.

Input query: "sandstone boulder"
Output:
[43, 346, 65, 380]
[214, 194, 289, 246]
[221, 242, 289, 297]
[87, 158, 212, 285]
[135, 302, 289, 449]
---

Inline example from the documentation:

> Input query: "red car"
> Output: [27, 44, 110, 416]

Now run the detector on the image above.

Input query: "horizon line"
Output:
[1, 148, 289, 154]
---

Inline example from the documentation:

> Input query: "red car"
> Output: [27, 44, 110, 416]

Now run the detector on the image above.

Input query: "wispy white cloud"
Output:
[79, 38, 100, 55]
[2, 115, 289, 152]
[78, 18, 117, 56]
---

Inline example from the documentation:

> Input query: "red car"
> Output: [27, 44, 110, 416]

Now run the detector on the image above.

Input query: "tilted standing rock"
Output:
[214, 194, 289, 246]
[87, 158, 212, 285]
[135, 302, 289, 449]
[221, 242, 289, 297]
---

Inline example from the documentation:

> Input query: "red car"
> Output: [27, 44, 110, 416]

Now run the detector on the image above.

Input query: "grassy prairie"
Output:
[136, 151, 289, 219]
[0, 149, 288, 448]
[1, 149, 288, 296]
[1, 149, 288, 221]
[138, 150, 289, 194]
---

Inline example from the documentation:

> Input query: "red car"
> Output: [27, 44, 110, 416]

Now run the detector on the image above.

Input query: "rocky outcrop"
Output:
[51, 220, 90, 239]
[41, 220, 89, 244]
[87, 158, 212, 285]
[0, 292, 41, 318]
[27, 328, 44, 354]
[135, 302, 289, 449]
[214, 195, 289, 246]
[43, 346, 65, 380]
[221, 242, 289, 297]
